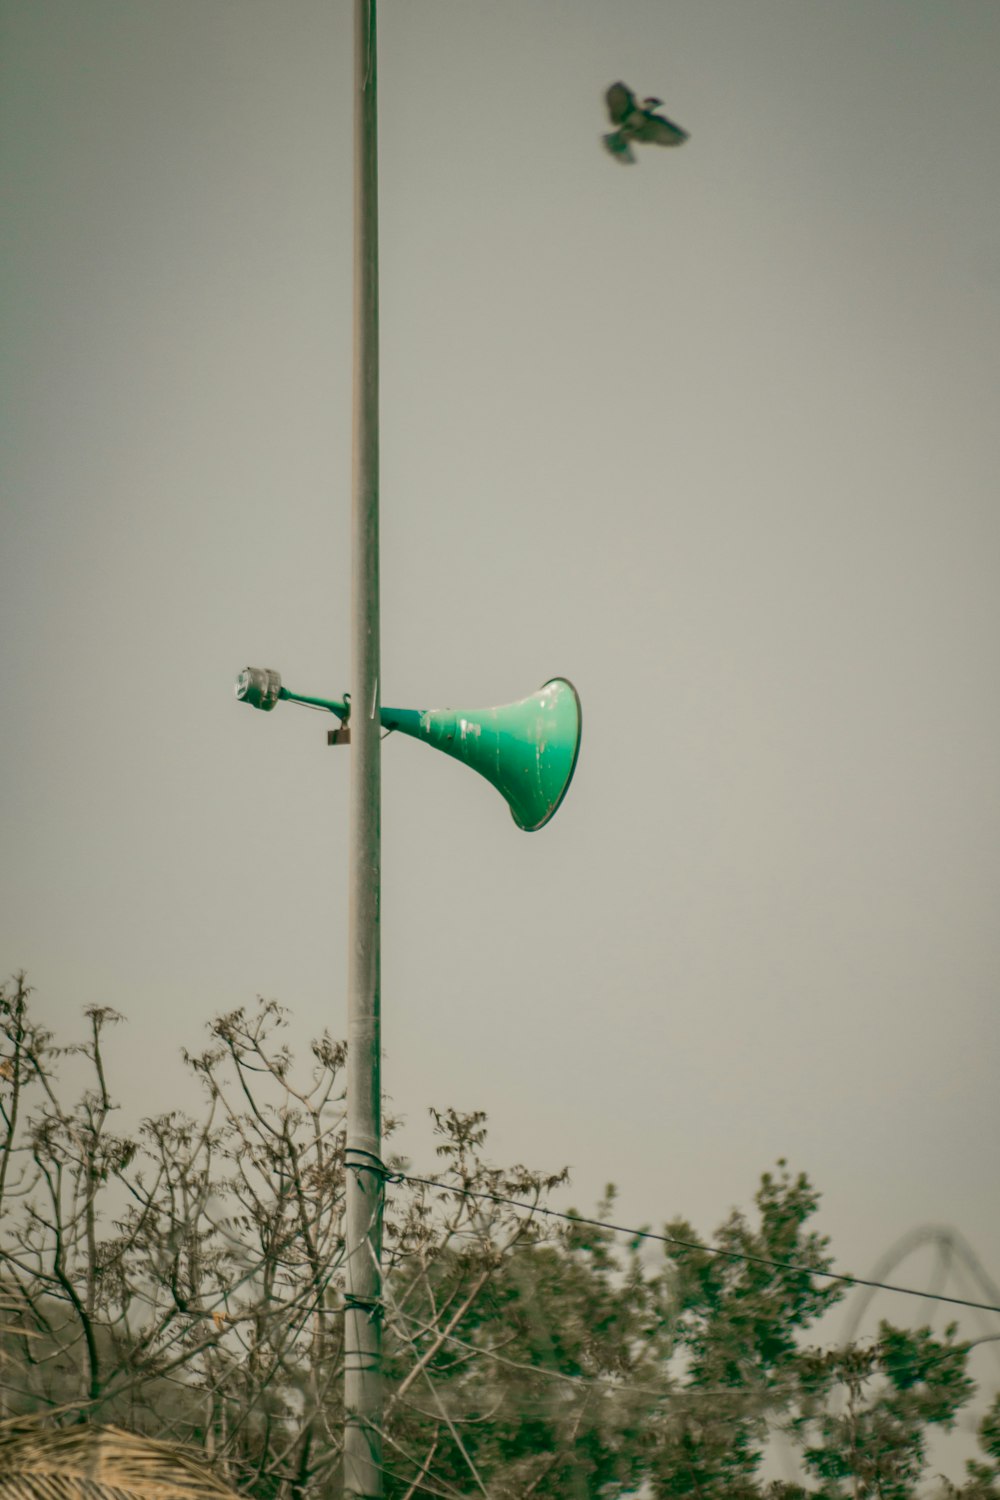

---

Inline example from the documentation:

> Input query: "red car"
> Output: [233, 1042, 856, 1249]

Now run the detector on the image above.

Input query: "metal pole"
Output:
[344, 0, 382, 1495]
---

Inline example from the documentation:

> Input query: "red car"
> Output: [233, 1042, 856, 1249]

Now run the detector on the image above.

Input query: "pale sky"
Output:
[2, 0, 999, 1415]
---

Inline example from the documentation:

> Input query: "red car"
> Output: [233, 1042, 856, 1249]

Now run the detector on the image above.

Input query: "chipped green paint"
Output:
[383, 679, 581, 831]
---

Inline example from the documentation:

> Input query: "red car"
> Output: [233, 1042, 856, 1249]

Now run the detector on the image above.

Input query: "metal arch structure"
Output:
[763, 1223, 1000, 1487]
[841, 1223, 1000, 1364]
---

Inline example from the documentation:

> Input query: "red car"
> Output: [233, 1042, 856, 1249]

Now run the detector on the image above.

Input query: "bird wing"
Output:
[602, 131, 635, 163]
[632, 111, 689, 147]
[605, 82, 635, 125]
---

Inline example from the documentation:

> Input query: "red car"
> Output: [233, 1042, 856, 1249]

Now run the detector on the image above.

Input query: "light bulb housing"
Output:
[235, 666, 282, 711]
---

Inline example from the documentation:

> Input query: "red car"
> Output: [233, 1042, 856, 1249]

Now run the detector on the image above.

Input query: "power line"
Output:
[388, 1172, 1000, 1318]
[384, 1301, 805, 1404]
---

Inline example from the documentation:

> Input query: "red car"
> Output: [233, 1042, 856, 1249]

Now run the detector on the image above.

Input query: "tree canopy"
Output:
[2, 974, 997, 1499]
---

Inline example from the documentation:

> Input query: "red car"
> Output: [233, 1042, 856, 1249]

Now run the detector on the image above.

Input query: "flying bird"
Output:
[603, 81, 689, 163]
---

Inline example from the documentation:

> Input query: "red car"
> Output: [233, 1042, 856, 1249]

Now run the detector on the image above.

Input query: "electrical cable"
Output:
[387, 1172, 1000, 1318]
[382, 1280, 489, 1499]
[384, 1300, 804, 1404]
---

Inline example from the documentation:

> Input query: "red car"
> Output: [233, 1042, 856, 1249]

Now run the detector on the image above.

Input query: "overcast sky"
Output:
[3, 0, 999, 1416]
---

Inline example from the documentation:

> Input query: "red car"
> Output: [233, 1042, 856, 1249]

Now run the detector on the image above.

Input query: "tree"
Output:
[942, 1395, 1000, 1500]
[1, 974, 990, 1498]
[0, 975, 565, 1495]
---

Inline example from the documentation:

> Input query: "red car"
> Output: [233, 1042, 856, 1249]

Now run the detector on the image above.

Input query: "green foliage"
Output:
[1, 974, 993, 1499]
[788, 1327, 974, 1499]
[940, 1395, 1000, 1499]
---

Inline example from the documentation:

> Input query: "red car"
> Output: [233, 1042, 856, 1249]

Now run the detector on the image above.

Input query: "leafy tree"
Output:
[0, 975, 564, 1495]
[0, 974, 991, 1499]
[380, 1165, 978, 1500]
[941, 1394, 1000, 1499]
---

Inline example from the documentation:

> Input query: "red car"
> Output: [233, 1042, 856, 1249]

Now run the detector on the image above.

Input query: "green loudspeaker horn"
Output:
[235, 669, 582, 831]
[383, 679, 582, 831]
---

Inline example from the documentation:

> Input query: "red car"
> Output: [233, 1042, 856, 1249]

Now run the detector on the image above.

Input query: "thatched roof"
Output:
[0, 1425, 243, 1500]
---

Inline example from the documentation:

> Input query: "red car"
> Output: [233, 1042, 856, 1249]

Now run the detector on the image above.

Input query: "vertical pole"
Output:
[344, 0, 382, 1496]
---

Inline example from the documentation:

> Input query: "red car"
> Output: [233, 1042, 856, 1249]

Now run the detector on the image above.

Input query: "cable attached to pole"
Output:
[382, 1170, 1000, 1318]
